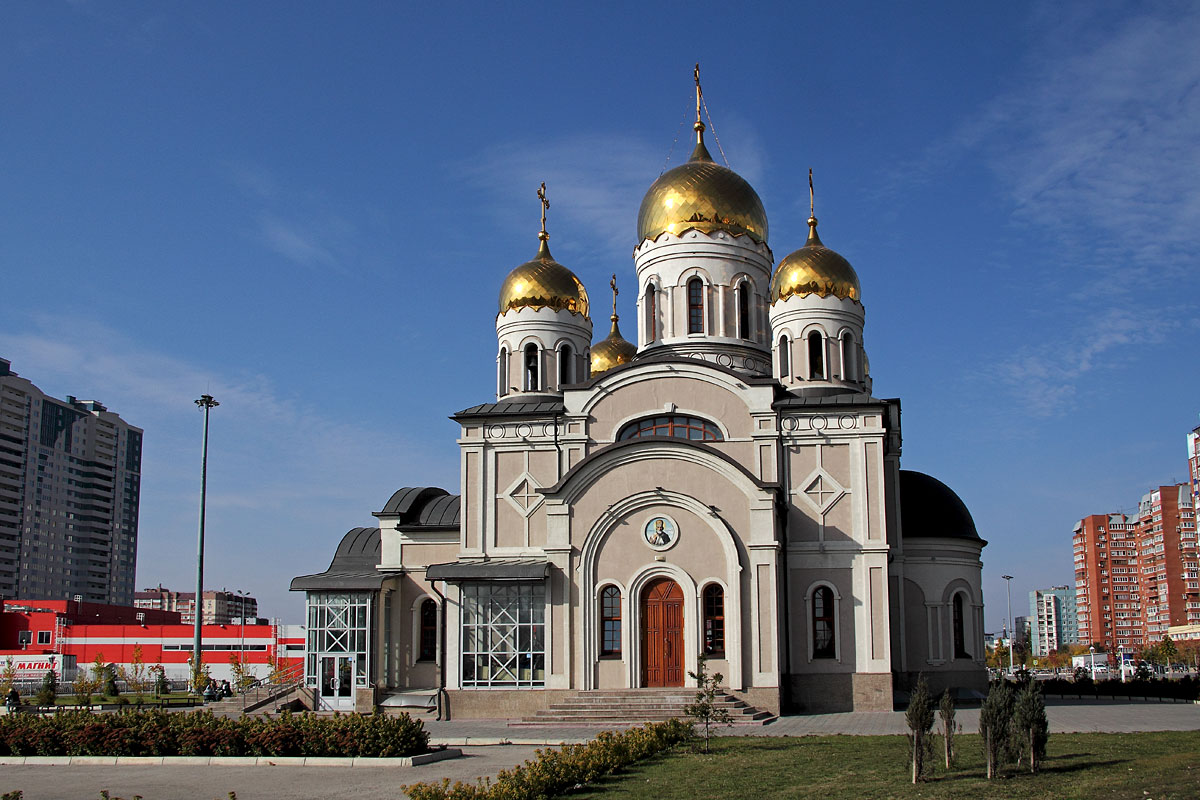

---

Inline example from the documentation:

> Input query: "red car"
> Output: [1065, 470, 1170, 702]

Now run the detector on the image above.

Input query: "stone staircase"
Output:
[514, 688, 775, 726]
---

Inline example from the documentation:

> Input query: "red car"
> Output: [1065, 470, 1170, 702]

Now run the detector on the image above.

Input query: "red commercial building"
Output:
[0, 598, 301, 683]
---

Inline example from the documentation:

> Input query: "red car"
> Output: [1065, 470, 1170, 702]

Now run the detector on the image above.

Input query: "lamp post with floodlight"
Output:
[1002, 575, 1014, 677]
[193, 394, 219, 690]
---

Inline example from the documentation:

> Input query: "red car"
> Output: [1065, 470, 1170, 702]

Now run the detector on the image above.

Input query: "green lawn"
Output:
[577, 731, 1200, 799]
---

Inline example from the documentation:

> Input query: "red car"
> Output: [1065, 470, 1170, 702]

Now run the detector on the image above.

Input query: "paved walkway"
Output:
[3, 699, 1197, 800]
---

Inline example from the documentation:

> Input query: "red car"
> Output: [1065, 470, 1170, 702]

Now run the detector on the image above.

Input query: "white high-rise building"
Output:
[0, 358, 142, 604]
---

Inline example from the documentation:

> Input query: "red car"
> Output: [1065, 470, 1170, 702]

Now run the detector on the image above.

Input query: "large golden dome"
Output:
[498, 238, 590, 317]
[637, 137, 768, 245]
[770, 218, 860, 304]
[590, 316, 637, 376]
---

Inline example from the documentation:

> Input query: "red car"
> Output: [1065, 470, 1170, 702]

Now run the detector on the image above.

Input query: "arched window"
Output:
[617, 414, 723, 442]
[812, 586, 835, 659]
[807, 331, 825, 380]
[600, 585, 621, 656]
[953, 593, 970, 659]
[559, 344, 573, 386]
[498, 347, 509, 397]
[840, 332, 857, 381]
[703, 584, 725, 656]
[736, 282, 751, 340]
[523, 343, 539, 391]
[778, 335, 790, 379]
[645, 284, 657, 344]
[418, 599, 437, 662]
[687, 278, 704, 334]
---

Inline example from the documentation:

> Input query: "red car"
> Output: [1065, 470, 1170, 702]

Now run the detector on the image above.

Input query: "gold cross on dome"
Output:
[537, 182, 549, 240]
[610, 273, 619, 316]
[809, 168, 815, 218]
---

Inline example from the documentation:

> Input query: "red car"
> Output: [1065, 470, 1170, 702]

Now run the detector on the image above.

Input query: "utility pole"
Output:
[193, 394, 219, 689]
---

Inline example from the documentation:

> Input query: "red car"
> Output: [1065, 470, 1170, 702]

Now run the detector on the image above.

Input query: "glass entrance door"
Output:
[317, 655, 355, 710]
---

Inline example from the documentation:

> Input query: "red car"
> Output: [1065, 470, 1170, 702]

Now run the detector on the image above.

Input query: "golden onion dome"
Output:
[498, 238, 590, 317]
[590, 315, 637, 376]
[637, 135, 768, 245]
[770, 217, 861, 304]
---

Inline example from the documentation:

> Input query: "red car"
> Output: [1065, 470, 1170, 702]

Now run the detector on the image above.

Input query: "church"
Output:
[292, 74, 987, 716]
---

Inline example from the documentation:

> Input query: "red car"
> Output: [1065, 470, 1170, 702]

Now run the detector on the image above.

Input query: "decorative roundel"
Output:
[716, 353, 733, 368]
[742, 356, 756, 369]
[839, 415, 856, 429]
[811, 415, 828, 431]
[782, 416, 798, 431]
[516, 423, 533, 438]
[486, 425, 506, 439]
[643, 516, 679, 551]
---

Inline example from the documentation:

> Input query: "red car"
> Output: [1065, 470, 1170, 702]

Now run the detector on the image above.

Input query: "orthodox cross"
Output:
[809, 168, 815, 218]
[694, 63, 703, 124]
[537, 182, 549, 240]
[610, 273, 619, 317]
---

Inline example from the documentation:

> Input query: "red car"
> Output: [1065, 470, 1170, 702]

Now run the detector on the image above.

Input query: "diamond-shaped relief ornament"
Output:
[503, 474, 543, 516]
[802, 472, 845, 513]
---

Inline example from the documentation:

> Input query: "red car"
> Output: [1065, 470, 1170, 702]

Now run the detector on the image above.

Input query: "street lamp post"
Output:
[1089, 645, 1097, 681]
[1002, 575, 1014, 676]
[1119, 645, 1126, 683]
[193, 394, 219, 690]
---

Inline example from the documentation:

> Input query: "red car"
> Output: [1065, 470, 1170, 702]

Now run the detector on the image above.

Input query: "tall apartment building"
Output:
[1189, 422, 1200, 543]
[1136, 485, 1199, 639]
[0, 358, 142, 604]
[1073, 512, 1141, 651]
[1029, 585, 1079, 656]
[134, 585, 259, 625]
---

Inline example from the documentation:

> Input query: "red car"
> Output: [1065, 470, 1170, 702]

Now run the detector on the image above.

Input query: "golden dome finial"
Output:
[609, 273, 619, 319]
[690, 63, 711, 162]
[537, 181, 550, 242]
[590, 277, 636, 376]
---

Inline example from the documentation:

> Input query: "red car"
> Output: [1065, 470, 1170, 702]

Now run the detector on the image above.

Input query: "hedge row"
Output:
[1040, 676, 1198, 701]
[0, 709, 428, 758]
[404, 719, 693, 800]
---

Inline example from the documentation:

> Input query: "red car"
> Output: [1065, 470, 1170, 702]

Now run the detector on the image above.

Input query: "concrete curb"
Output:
[0, 749, 462, 768]
[433, 737, 589, 747]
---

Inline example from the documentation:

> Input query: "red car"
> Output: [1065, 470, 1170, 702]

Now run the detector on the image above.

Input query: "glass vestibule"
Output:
[306, 592, 372, 691]
[460, 582, 546, 688]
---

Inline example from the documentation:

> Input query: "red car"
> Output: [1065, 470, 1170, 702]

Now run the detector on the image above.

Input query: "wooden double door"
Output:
[642, 578, 684, 687]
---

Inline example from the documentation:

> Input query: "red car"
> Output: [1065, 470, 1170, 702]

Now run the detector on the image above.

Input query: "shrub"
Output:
[904, 675, 934, 783]
[979, 680, 1015, 779]
[403, 719, 692, 800]
[1012, 682, 1049, 773]
[0, 709, 429, 758]
[34, 670, 57, 707]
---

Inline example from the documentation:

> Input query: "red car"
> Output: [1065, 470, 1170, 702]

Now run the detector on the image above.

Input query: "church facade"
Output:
[292, 81, 987, 716]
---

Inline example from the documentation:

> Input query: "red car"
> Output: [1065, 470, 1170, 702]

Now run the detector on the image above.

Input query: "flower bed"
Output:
[404, 719, 693, 799]
[0, 709, 428, 758]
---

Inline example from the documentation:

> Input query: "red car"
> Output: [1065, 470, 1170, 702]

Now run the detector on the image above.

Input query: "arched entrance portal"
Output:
[642, 578, 684, 687]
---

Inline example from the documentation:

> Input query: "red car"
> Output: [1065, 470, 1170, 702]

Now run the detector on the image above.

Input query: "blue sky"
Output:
[3, 1, 1198, 631]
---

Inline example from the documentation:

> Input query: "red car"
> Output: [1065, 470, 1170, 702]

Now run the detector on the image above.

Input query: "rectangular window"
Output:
[460, 582, 545, 688]
[37, 630, 52, 645]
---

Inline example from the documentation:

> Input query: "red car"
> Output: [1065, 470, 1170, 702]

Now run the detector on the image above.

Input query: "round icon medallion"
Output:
[643, 516, 678, 551]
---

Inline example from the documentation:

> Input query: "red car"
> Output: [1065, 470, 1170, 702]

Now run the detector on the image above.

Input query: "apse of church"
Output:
[292, 69, 986, 716]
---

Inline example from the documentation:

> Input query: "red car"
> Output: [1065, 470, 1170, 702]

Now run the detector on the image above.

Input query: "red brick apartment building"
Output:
[1074, 483, 1199, 656]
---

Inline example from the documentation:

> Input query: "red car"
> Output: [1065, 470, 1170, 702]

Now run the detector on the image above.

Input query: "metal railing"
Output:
[240, 661, 305, 711]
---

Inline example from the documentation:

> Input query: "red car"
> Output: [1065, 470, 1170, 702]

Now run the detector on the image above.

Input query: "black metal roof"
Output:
[773, 391, 889, 408]
[899, 470, 984, 543]
[374, 487, 460, 529]
[290, 527, 386, 591]
[425, 559, 549, 582]
[452, 399, 565, 420]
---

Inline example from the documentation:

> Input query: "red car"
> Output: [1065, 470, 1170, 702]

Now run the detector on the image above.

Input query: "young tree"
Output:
[0, 658, 16, 698]
[979, 680, 1014, 779]
[229, 652, 251, 691]
[1158, 634, 1178, 668]
[72, 662, 100, 707]
[1012, 682, 1049, 773]
[151, 664, 169, 697]
[905, 675, 935, 783]
[938, 689, 957, 769]
[34, 668, 57, 707]
[121, 644, 149, 698]
[682, 654, 730, 753]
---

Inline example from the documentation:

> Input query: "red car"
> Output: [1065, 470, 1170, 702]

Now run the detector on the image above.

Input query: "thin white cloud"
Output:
[258, 212, 337, 269]
[892, 6, 1200, 413]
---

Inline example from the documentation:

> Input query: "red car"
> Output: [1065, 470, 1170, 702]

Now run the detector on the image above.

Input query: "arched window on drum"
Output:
[616, 415, 723, 442]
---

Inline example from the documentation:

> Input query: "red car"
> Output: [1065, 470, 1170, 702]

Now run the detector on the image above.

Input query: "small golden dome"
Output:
[590, 316, 637, 376]
[637, 137, 768, 245]
[770, 217, 861, 304]
[498, 239, 590, 317]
